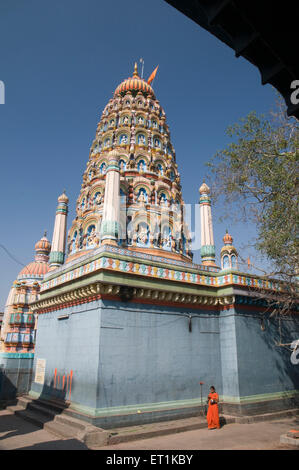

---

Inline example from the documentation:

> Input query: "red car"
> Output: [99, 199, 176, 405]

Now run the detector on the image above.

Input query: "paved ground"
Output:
[96, 418, 298, 451]
[0, 409, 88, 450]
[0, 408, 298, 450]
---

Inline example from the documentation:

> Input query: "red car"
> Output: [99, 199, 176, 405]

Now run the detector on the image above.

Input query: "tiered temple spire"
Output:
[65, 63, 192, 263]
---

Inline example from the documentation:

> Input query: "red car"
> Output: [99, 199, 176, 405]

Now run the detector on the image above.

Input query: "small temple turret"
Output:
[199, 181, 216, 266]
[49, 191, 69, 270]
[34, 232, 51, 264]
[0, 233, 51, 353]
[220, 230, 238, 270]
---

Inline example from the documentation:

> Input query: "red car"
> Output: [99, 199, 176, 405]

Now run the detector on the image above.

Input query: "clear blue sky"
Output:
[0, 0, 277, 309]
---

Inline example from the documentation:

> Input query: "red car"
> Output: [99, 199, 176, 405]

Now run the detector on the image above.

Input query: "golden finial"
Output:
[133, 62, 139, 77]
[199, 181, 210, 195]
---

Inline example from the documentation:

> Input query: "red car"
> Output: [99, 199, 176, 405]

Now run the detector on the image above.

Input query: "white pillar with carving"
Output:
[199, 182, 216, 266]
[49, 191, 69, 270]
[101, 149, 120, 246]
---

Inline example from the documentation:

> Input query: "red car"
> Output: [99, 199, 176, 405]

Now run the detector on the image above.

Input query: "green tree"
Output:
[207, 98, 299, 316]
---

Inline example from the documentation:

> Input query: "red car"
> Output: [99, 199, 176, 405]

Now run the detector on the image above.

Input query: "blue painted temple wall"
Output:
[219, 309, 240, 400]
[31, 299, 222, 410]
[97, 300, 222, 409]
[31, 300, 102, 408]
[234, 309, 299, 397]
[30, 299, 299, 418]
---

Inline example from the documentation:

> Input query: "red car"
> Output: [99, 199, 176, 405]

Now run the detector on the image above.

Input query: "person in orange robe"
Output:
[207, 386, 220, 429]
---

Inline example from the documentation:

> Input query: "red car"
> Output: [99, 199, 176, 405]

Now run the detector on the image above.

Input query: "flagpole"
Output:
[140, 58, 144, 79]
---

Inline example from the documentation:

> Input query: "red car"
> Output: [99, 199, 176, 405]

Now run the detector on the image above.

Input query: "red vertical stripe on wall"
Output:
[69, 370, 73, 401]
[54, 368, 57, 388]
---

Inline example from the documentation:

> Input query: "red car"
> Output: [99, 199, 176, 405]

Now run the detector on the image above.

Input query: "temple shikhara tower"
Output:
[0, 64, 298, 432]
[65, 62, 192, 262]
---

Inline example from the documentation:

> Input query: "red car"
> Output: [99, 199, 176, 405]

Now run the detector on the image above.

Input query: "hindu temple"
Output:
[0, 64, 298, 427]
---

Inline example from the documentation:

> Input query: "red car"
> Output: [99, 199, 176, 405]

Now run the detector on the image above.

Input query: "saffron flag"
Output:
[147, 65, 159, 85]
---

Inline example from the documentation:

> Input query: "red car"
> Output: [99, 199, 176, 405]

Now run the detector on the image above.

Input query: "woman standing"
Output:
[207, 386, 220, 429]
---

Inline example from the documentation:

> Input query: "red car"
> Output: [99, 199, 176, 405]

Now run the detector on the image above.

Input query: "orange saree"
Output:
[207, 392, 220, 429]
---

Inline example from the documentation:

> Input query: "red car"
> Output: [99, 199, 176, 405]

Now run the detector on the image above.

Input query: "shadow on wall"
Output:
[37, 367, 74, 403]
[0, 368, 17, 405]
[39, 378, 68, 403]
[0, 365, 69, 415]
[269, 315, 299, 394]
[0, 363, 33, 404]
[235, 307, 299, 398]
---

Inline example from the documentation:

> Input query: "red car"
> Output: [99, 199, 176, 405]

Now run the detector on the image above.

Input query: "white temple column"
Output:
[199, 182, 216, 266]
[49, 191, 69, 270]
[101, 149, 120, 246]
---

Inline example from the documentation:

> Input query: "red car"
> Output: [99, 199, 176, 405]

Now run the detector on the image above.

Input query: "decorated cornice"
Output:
[34, 243, 286, 320]
[45, 245, 220, 281]
[41, 245, 221, 292]
[31, 280, 236, 313]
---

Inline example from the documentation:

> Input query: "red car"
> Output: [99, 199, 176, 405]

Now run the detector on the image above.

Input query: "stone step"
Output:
[12, 395, 89, 431]
[280, 434, 299, 447]
[13, 395, 66, 419]
[6, 405, 27, 413]
[55, 413, 91, 431]
[105, 415, 233, 446]
[108, 421, 206, 445]
[17, 394, 66, 411]
[16, 396, 32, 408]
[14, 408, 50, 428]
[43, 420, 83, 440]
[12, 398, 109, 447]
[46, 414, 109, 447]
[26, 401, 61, 419]
[29, 397, 67, 414]
[225, 408, 299, 424]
